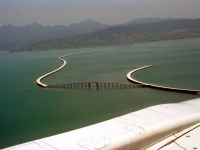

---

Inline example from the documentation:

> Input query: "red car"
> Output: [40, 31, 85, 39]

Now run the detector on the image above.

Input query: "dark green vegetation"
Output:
[1, 18, 199, 52]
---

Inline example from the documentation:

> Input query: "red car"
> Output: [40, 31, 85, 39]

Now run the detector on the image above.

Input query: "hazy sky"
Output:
[0, 0, 200, 27]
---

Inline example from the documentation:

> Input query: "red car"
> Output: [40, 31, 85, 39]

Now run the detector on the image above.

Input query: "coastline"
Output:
[7, 37, 200, 53]
[0, 51, 9, 54]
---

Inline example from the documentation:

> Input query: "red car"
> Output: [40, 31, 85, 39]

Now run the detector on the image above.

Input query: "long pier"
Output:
[47, 82, 144, 89]
[127, 65, 200, 95]
[36, 47, 115, 88]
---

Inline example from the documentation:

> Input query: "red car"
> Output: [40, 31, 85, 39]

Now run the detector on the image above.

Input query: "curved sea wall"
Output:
[127, 65, 200, 95]
[36, 47, 115, 88]
[36, 56, 66, 87]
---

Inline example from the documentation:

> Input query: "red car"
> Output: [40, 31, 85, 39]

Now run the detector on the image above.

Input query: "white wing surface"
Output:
[3, 98, 200, 150]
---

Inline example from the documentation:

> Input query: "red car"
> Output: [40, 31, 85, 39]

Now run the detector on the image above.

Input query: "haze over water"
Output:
[0, 38, 200, 148]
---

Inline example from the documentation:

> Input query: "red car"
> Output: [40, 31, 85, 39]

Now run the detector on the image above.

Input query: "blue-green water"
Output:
[0, 39, 200, 148]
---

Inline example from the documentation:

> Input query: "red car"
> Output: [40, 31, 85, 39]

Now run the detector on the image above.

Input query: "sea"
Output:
[0, 38, 200, 148]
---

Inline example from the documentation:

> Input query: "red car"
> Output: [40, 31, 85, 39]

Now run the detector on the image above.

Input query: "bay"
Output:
[0, 39, 199, 148]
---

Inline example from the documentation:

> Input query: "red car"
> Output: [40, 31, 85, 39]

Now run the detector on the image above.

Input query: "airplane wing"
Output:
[3, 98, 200, 150]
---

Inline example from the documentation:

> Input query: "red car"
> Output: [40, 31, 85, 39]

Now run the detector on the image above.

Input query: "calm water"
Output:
[0, 39, 200, 148]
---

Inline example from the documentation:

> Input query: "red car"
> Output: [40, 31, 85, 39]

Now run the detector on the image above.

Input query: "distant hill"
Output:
[0, 19, 110, 50]
[13, 18, 200, 51]
[1, 18, 200, 52]
[124, 17, 182, 25]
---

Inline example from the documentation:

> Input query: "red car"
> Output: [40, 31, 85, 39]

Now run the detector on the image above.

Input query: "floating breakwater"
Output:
[36, 47, 115, 87]
[127, 65, 200, 95]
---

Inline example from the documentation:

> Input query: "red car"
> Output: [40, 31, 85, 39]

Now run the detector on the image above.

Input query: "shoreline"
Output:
[0, 51, 9, 53]
[8, 37, 200, 53]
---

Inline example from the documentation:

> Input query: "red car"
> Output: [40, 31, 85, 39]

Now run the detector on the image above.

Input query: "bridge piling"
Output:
[77, 83, 80, 88]
[96, 83, 99, 89]
[47, 82, 144, 90]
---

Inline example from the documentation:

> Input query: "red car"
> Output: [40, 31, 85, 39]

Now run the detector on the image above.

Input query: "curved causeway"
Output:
[36, 47, 115, 88]
[127, 65, 200, 95]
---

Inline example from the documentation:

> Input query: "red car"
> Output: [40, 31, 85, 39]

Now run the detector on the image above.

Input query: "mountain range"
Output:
[124, 17, 179, 25]
[1, 17, 200, 52]
[0, 19, 110, 50]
